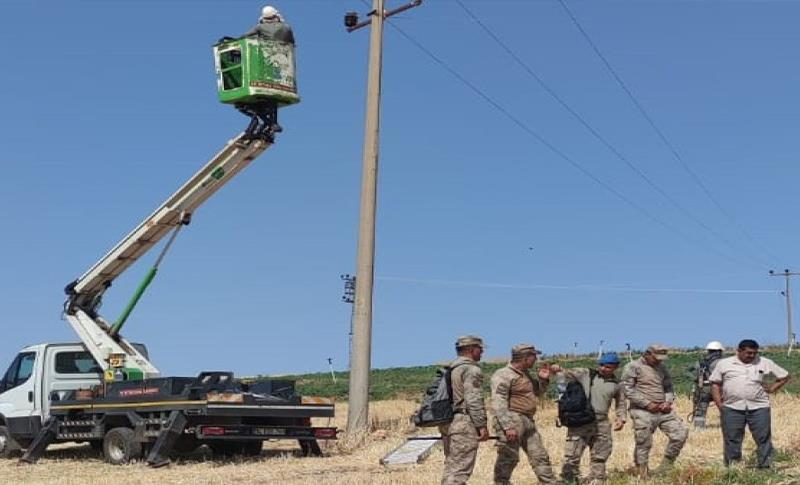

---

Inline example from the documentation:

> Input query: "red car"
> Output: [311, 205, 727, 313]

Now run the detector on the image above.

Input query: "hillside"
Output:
[270, 348, 800, 401]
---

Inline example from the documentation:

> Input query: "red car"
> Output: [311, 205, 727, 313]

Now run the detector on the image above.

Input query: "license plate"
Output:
[254, 427, 286, 436]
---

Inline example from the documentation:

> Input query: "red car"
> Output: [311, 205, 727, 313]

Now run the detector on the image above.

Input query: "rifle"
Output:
[689, 360, 708, 422]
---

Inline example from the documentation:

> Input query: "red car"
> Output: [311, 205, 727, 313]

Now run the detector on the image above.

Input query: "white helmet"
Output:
[261, 5, 280, 20]
[705, 341, 724, 351]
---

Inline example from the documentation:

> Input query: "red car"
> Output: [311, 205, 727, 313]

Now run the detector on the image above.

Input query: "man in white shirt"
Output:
[709, 339, 790, 468]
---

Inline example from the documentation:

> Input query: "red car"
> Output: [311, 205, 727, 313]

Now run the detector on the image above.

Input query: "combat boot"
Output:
[635, 464, 649, 479]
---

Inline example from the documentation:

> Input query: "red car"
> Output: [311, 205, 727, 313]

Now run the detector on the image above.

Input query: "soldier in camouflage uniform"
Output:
[687, 341, 724, 428]
[491, 344, 560, 485]
[621, 343, 688, 478]
[558, 352, 627, 484]
[439, 335, 489, 485]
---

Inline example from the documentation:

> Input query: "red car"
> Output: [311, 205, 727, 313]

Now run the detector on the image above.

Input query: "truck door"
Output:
[0, 352, 37, 437]
[42, 347, 102, 420]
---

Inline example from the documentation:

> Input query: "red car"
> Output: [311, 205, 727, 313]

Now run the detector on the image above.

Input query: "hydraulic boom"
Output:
[63, 132, 272, 379]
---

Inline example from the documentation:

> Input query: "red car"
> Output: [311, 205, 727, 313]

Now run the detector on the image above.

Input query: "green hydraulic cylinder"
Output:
[110, 266, 158, 337]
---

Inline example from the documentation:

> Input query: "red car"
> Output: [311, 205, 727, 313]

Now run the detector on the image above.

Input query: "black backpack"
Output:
[413, 363, 466, 427]
[557, 370, 596, 428]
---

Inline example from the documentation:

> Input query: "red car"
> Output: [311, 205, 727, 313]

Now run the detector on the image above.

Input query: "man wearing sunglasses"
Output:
[709, 339, 791, 468]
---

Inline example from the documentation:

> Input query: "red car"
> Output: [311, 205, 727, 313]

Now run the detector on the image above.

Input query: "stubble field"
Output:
[3, 396, 800, 484]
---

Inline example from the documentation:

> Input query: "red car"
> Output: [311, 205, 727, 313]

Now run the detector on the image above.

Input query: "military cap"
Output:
[646, 343, 669, 361]
[455, 335, 485, 349]
[511, 343, 542, 357]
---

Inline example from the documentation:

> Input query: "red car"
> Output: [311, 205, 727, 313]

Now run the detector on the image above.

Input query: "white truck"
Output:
[1, 120, 336, 465]
[0, 342, 142, 456]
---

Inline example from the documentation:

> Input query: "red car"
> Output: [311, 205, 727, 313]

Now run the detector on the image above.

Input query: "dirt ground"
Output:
[3, 397, 800, 484]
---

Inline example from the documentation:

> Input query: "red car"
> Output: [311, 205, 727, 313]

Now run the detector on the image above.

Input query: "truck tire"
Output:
[103, 427, 142, 465]
[299, 439, 322, 457]
[240, 440, 262, 457]
[0, 425, 22, 459]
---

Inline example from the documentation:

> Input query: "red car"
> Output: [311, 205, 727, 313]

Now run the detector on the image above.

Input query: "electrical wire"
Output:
[454, 0, 770, 269]
[362, 7, 762, 269]
[379, 275, 778, 294]
[555, 0, 784, 267]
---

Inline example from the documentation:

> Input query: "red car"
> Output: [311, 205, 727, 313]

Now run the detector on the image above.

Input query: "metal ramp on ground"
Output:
[380, 436, 440, 466]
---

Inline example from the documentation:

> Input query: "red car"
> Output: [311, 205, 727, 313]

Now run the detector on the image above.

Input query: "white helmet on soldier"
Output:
[705, 340, 724, 351]
[261, 5, 280, 20]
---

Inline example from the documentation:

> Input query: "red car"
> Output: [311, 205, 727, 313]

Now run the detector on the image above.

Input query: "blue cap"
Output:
[598, 352, 621, 365]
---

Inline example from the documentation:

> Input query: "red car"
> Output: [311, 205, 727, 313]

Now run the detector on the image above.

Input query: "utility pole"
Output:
[769, 269, 798, 355]
[327, 358, 337, 384]
[597, 340, 605, 360]
[343, 0, 423, 434]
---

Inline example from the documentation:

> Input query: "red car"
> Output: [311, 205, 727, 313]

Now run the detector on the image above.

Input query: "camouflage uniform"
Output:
[491, 351, 557, 485]
[559, 368, 626, 483]
[439, 353, 487, 485]
[621, 348, 688, 472]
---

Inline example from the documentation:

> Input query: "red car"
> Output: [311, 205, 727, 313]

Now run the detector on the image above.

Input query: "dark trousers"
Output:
[720, 406, 773, 468]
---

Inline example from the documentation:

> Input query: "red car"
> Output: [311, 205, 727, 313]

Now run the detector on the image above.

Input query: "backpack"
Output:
[413, 363, 466, 427]
[557, 370, 596, 428]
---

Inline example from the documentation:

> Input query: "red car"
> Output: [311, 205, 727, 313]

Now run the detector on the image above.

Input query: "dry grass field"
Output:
[3, 396, 800, 484]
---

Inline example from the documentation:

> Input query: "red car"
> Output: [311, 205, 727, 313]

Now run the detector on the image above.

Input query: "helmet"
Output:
[705, 341, 724, 351]
[261, 5, 279, 19]
[598, 352, 621, 365]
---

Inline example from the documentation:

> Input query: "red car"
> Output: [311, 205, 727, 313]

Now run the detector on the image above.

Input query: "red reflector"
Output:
[202, 426, 226, 436]
[313, 428, 337, 439]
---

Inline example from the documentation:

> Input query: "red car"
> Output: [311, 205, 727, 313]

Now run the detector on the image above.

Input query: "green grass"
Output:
[604, 463, 794, 485]
[257, 348, 800, 401]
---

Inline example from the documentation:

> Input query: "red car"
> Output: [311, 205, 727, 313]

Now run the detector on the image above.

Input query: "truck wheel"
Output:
[103, 427, 141, 465]
[0, 426, 21, 459]
[240, 440, 262, 457]
[299, 439, 322, 457]
[208, 441, 238, 457]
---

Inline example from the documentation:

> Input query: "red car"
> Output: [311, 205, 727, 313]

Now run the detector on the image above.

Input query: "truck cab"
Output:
[0, 343, 146, 456]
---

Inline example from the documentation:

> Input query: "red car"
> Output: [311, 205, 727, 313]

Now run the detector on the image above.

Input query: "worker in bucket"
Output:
[242, 5, 295, 45]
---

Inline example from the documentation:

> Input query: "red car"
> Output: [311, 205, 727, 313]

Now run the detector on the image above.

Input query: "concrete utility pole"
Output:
[769, 269, 798, 355]
[343, 0, 423, 434]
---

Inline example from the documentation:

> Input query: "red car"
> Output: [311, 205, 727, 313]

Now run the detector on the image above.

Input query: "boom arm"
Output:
[64, 133, 272, 377]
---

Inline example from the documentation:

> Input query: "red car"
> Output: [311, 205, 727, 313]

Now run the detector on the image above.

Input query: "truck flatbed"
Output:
[20, 372, 336, 466]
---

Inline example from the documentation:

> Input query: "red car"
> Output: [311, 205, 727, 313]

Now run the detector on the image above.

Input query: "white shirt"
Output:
[708, 355, 789, 410]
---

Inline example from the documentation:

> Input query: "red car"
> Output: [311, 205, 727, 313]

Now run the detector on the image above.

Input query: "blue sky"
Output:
[1, 0, 798, 376]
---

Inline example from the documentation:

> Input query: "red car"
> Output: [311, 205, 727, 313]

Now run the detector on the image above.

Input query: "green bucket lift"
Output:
[214, 37, 299, 139]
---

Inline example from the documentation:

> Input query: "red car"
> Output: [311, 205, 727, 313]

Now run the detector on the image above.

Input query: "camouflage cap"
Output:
[646, 343, 669, 361]
[455, 335, 485, 349]
[511, 343, 542, 357]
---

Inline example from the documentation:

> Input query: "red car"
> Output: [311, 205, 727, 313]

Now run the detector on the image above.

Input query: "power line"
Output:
[555, 0, 784, 267]
[379, 276, 778, 295]
[375, 13, 760, 269]
[453, 0, 769, 270]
